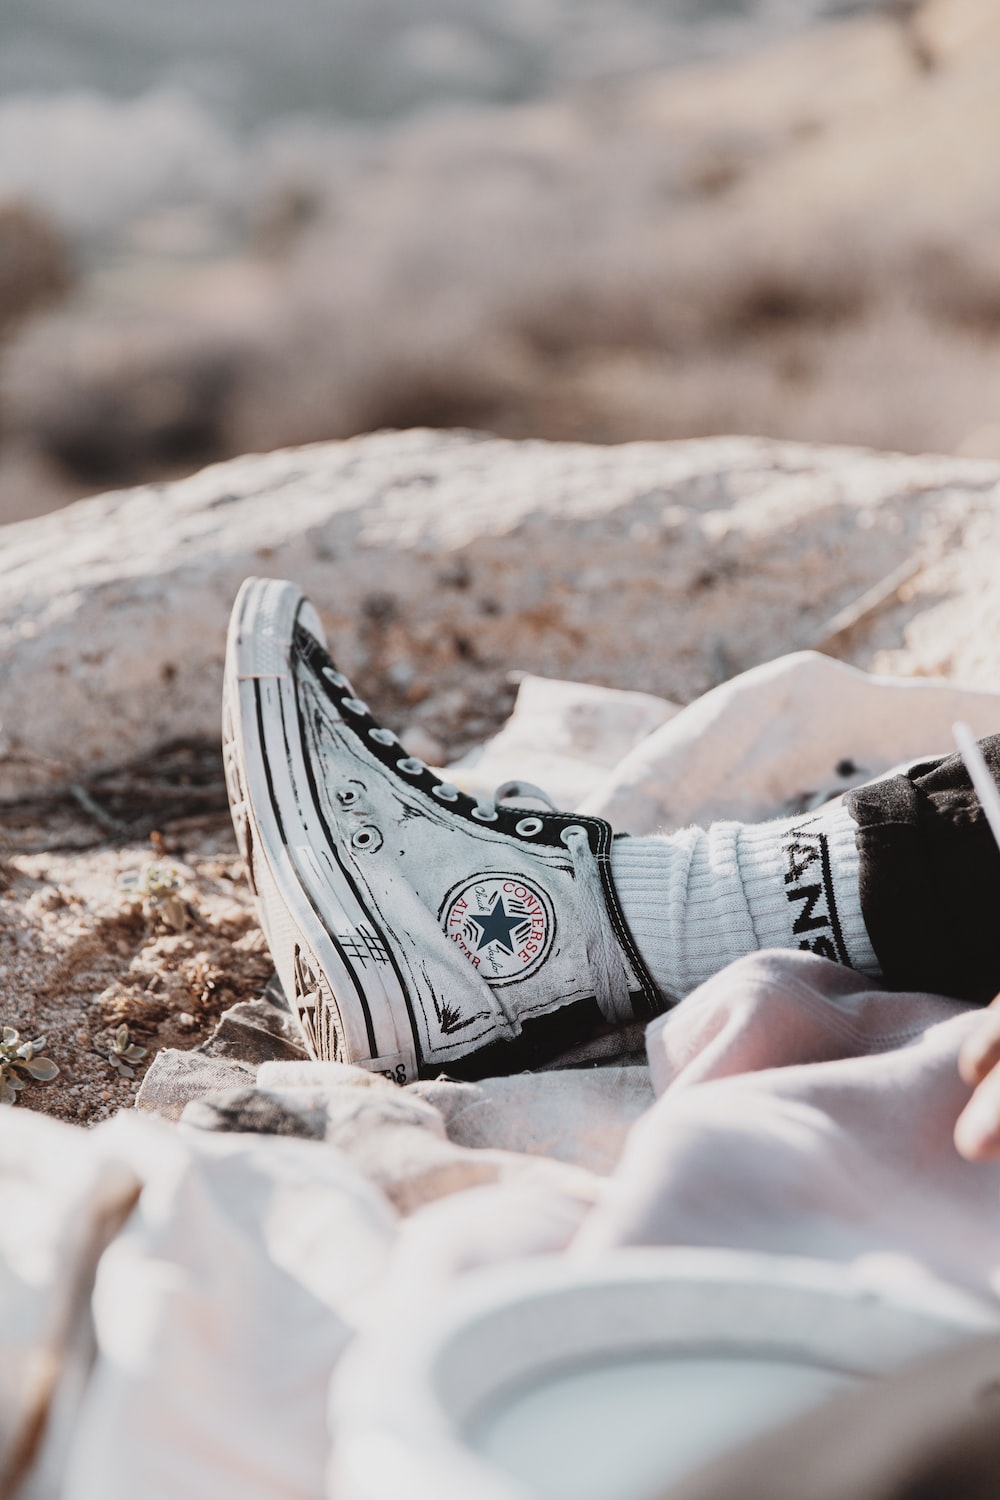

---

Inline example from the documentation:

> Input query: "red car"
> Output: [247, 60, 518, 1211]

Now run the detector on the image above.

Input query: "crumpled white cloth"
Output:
[448, 673, 679, 810]
[0, 1110, 139, 1500]
[582, 649, 1000, 831]
[71, 1116, 397, 1500]
[578, 949, 1000, 1305]
[453, 651, 1000, 831]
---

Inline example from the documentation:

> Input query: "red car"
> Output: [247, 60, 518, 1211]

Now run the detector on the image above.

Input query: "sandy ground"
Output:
[0, 762, 272, 1125]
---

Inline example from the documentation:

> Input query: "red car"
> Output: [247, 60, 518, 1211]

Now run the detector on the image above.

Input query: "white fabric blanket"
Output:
[580, 951, 1000, 1300]
[7, 652, 1000, 1499]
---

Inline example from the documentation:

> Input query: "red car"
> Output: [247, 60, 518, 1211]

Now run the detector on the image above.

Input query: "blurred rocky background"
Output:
[2, 0, 1000, 524]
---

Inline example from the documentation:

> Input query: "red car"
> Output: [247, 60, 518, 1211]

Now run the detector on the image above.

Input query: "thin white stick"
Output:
[953, 721, 1000, 855]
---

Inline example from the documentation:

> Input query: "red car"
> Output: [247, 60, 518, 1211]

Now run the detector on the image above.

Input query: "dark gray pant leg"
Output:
[846, 735, 1000, 1003]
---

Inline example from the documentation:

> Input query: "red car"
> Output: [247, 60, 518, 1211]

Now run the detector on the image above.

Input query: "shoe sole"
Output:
[223, 577, 419, 1084]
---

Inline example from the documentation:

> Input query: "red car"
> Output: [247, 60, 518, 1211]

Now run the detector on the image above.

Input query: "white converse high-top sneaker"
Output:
[223, 577, 663, 1083]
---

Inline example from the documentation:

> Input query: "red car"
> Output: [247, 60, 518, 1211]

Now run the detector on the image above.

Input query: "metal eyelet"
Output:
[431, 783, 459, 802]
[351, 826, 383, 851]
[397, 757, 426, 777]
[471, 806, 498, 822]
[369, 727, 398, 747]
[559, 824, 586, 845]
[342, 697, 369, 717]
[336, 787, 359, 806]
[322, 667, 351, 690]
[515, 816, 544, 838]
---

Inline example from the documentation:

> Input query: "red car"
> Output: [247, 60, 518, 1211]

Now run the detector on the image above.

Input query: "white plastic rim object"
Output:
[330, 1248, 1000, 1500]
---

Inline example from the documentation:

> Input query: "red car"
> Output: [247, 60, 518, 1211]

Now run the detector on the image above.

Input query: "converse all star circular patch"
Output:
[440, 873, 555, 985]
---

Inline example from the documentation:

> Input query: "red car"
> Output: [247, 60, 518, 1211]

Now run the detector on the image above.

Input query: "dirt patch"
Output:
[0, 775, 274, 1125]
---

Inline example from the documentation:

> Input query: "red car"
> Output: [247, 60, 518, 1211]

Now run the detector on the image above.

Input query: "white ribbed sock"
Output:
[610, 802, 880, 1003]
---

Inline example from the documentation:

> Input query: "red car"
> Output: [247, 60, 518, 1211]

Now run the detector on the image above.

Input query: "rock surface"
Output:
[4, 427, 1000, 799]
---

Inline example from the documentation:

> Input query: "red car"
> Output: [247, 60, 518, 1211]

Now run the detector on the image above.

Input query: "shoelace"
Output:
[473, 780, 559, 818]
[474, 782, 633, 1027]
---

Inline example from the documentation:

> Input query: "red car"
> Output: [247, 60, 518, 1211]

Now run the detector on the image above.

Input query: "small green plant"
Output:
[118, 861, 188, 930]
[0, 1027, 59, 1104]
[104, 1024, 148, 1079]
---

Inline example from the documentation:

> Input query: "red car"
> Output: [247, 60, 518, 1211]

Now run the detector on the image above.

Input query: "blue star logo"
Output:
[469, 891, 523, 954]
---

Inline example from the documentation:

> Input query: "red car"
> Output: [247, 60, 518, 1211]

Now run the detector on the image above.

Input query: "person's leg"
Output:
[847, 741, 1000, 1004]
[624, 732, 1000, 1013]
[609, 803, 879, 1002]
[224, 576, 1000, 1082]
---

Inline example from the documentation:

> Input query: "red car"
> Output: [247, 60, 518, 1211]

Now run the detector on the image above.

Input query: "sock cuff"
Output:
[611, 801, 880, 1004]
[738, 803, 879, 975]
[611, 825, 760, 1000]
